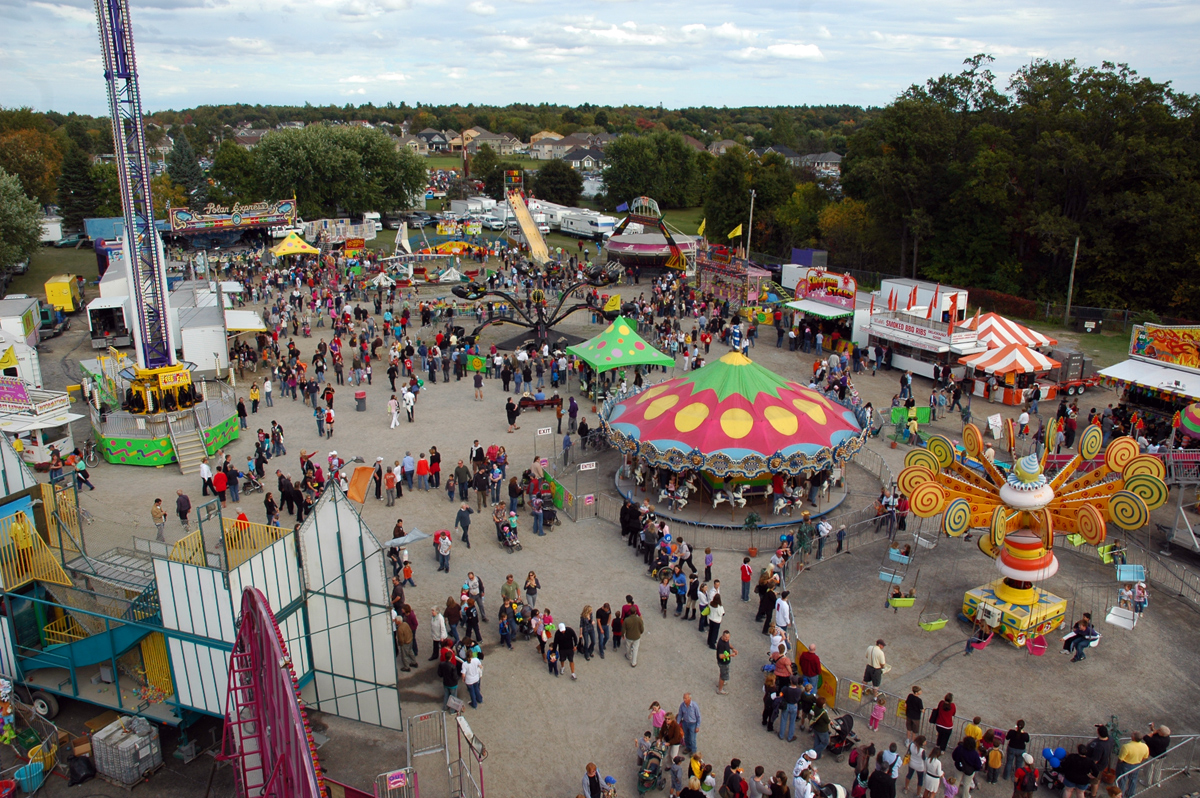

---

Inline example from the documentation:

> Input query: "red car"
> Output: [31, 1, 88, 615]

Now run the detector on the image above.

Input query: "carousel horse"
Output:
[712, 483, 747, 509]
[658, 481, 691, 511]
[770, 486, 801, 516]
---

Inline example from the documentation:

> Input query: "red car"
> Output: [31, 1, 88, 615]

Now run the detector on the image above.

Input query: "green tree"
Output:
[601, 132, 700, 208]
[484, 161, 520, 201]
[469, 144, 500, 185]
[167, 132, 207, 210]
[91, 163, 121, 217]
[254, 126, 426, 217]
[0, 167, 41, 271]
[209, 139, 258, 205]
[703, 148, 752, 241]
[532, 159, 583, 206]
[57, 147, 98, 231]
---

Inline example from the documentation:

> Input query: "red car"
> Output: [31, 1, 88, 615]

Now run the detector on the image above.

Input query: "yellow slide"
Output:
[507, 190, 550, 265]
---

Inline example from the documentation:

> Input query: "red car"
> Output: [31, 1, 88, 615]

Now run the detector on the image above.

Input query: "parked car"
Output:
[54, 233, 90, 248]
[12, 260, 28, 275]
[409, 217, 432, 228]
[482, 217, 506, 231]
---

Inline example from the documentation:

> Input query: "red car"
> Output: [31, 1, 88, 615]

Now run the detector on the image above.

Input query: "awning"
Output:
[785, 299, 853, 320]
[959, 344, 1061, 375]
[0, 412, 83, 433]
[224, 310, 267, 333]
[969, 312, 1058, 349]
[1099, 359, 1200, 401]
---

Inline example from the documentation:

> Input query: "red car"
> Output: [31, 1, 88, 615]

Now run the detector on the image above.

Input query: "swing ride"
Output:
[898, 423, 1170, 647]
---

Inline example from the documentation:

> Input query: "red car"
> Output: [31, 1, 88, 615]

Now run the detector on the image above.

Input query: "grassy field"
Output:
[12, 245, 100, 299]
[1022, 318, 1133, 369]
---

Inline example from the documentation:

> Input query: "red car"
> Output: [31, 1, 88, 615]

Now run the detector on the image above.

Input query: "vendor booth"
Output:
[1100, 324, 1200, 434]
[695, 247, 771, 306]
[959, 344, 1062, 406]
[970, 312, 1058, 350]
[0, 378, 80, 463]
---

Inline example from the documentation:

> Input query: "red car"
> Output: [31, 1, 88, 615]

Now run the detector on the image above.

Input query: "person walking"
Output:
[455, 503, 473, 548]
[623, 608, 644, 667]
[461, 650, 483, 708]
[175, 489, 191, 530]
[523, 571, 541, 609]
[436, 531, 452, 572]
[705, 594, 725, 649]
[678, 693, 701, 753]
[715, 630, 736, 694]
[394, 614, 417, 672]
[428, 607, 447, 661]
[505, 397, 521, 433]
[151, 498, 167, 542]
[863, 639, 887, 695]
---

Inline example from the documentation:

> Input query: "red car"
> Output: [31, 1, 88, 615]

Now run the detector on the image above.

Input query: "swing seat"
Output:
[1066, 533, 1084, 547]
[1105, 606, 1136, 630]
[1097, 544, 1116, 564]
[888, 549, 912, 564]
[968, 632, 994, 650]
[1025, 634, 1048, 656]
[888, 597, 916, 609]
[915, 535, 938, 550]
[1115, 564, 1145, 583]
[919, 618, 948, 631]
[878, 569, 904, 585]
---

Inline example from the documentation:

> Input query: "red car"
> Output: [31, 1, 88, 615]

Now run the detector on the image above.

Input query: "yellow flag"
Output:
[728, 224, 743, 239]
[603, 294, 621, 312]
[0, 347, 17, 371]
[697, 218, 706, 236]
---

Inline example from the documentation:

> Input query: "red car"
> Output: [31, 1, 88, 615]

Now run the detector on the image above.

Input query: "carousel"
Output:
[602, 352, 868, 524]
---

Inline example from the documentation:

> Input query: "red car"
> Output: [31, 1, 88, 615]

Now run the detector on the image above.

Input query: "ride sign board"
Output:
[872, 313, 977, 349]
[579, 461, 597, 471]
[169, 198, 297, 234]
[537, 427, 553, 436]
[1130, 324, 1200, 373]
[801, 268, 857, 310]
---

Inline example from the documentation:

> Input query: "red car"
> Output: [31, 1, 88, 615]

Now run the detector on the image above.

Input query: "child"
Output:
[868, 694, 886, 730]
[497, 610, 513, 650]
[985, 740, 1002, 783]
[648, 701, 666, 735]
[611, 612, 624, 650]
[636, 731, 653, 766]
[401, 560, 416, 587]
[547, 643, 559, 676]
[659, 574, 671, 617]
[704, 547, 713, 581]
[669, 755, 685, 798]
[943, 775, 958, 798]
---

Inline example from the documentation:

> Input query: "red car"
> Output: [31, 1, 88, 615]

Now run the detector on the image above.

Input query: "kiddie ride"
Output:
[899, 424, 1168, 647]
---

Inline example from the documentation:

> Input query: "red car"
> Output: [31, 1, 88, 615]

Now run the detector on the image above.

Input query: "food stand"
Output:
[1099, 324, 1200, 429]
[0, 378, 80, 463]
[958, 344, 1062, 405]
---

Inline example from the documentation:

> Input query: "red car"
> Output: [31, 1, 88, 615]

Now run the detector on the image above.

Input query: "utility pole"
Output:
[1063, 236, 1080, 326]
[745, 189, 756, 260]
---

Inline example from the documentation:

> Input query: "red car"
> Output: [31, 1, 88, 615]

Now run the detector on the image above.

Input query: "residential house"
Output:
[681, 134, 707, 152]
[233, 128, 269, 150]
[752, 145, 802, 167]
[800, 151, 843, 176]
[416, 128, 451, 152]
[562, 147, 605, 170]
[466, 131, 520, 157]
[530, 130, 563, 144]
[707, 139, 739, 156]
[349, 120, 375, 129]
[393, 134, 429, 155]
[588, 132, 616, 150]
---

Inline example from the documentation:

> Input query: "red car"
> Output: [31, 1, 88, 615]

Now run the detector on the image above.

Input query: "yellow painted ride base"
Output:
[963, 579, 1067, 648]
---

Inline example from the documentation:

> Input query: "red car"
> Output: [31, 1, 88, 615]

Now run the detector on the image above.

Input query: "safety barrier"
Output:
[222, 517, 282, 570]
[0, 512, 73, 590]
[170, 528, 209, 567]
[43, 615, 87, 646]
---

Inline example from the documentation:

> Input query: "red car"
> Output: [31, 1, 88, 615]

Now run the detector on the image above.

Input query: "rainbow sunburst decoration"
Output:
[897, 423, 1169, 646]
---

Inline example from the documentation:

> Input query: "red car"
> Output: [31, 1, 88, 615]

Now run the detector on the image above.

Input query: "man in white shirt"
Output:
[774, 590, 793, 640]
[199, 457, 213, 496]
[1017, 410, 1030, 439]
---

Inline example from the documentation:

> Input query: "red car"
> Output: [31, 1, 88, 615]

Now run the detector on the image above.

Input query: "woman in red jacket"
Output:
[933, 693, 956, 750]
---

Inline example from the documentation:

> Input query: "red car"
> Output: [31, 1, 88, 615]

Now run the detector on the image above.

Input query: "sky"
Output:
[3, 0, 1199, 116]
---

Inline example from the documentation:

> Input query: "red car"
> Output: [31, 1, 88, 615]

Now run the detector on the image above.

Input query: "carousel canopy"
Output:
[970, 312, 1058, 349]
[604, 352, 865, 477]
[959, 344, 1061, 375]
[270, 232, 319, 257]
[567, 316, 675, 372]
[1181, 403, 1200, 440]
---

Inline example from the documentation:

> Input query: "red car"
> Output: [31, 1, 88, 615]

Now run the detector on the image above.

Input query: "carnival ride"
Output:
[603, 352, 868, 513]
[898, 423, 1170, 646]
[451, 260, 623, 350]
[506, 190, 551, 265]
[606, 197, 693, 271]
[221, 588, 325, 798]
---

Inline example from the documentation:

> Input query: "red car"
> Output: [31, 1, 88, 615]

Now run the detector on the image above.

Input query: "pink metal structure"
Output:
[222, 587, 326, 798]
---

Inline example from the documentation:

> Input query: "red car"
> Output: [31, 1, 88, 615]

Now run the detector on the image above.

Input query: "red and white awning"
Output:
[958, 344, 1062, 375]
[970, 312, 1058, 349]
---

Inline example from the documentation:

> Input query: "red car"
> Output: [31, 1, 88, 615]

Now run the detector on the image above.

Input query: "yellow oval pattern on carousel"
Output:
[1078, 424, 1103, 460]
[898, 465, 935, 496]
[791, 398, 827, 425]
[962, 423, 984, 459]
[1104, 437, 1139, 473]
[904, 448, 941, 473]
[619, 325, 631, 336]
[910, 481, 947, 518]
[926, 435, 956, 468]
[644, 394, 681, 420]
[720, 408, 754, 439]
[1122, 454, 1166, 481]
[637, 385, 671, 404]
[674, 402, 710, 433]
[763, 406, 798, 436]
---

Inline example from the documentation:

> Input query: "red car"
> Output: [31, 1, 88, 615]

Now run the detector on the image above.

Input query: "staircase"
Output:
[166, 413, 208, 475]
[225, 646, 267, 796]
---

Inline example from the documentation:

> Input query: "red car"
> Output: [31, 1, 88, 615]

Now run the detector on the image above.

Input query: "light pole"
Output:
[745, 189, 756, 260]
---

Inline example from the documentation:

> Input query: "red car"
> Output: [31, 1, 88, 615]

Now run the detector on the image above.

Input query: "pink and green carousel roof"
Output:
[604, 352, 866, 477]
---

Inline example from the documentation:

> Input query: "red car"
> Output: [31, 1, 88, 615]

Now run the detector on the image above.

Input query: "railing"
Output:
[88, 382, 238, 441]
[43, 615, 87, 646]
[170, 528, 209, 567]
[223, 517, 283, 570]
[0, 512, 73, 590]
[41, 482, 81, 558]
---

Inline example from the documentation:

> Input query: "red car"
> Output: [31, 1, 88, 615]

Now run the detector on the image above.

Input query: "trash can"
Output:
[355, 391, 367, 412]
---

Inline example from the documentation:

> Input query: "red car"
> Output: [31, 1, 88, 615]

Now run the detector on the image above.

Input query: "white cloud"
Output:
[467, 0, 495, 14]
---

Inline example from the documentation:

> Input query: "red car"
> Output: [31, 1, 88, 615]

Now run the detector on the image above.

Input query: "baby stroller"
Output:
[637, 740, 667, 794]
[826, 714, 860, 762]
[501, 521, 523, 553]
[512, 602, 535, 640]
[542, 504, 560, 527]
[242, 471, 265, 495]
